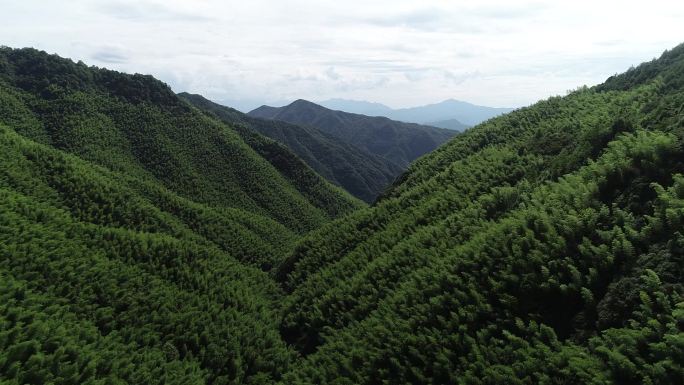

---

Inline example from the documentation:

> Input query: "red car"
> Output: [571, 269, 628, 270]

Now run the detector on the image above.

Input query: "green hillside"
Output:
[179, 93, 403, 203]
[0, 123, 294, 383]
[2, 42, 684, 385]
[0, 47, 359, 384]
[277, 44, 684, 383]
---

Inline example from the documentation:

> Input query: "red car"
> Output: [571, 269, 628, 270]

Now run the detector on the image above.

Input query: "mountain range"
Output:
[2, 43, 684, 385]
[318, 98, 514, 128]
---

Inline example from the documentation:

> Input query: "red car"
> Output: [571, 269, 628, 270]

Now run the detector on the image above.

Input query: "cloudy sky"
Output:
[2, 0, 683, 111]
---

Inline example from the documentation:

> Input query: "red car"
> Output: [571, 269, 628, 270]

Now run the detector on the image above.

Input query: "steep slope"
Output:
[248, 99, 457, 168]
[179, 93, 402, 203]
[4, 42, 684, 385]
[0, 48, 361, 233]
[277, 44, 684, 384]
[0, 47, 363, 385]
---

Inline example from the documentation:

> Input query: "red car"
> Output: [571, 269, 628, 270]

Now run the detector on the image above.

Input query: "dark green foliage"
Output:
[248, 99, 457, 169]
[0, 124, 296, 384]
[180, 92, 404, 203]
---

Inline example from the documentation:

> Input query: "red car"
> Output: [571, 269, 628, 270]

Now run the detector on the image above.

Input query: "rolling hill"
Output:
[249, 99, 457, 168]
[179, 93, 403, 203]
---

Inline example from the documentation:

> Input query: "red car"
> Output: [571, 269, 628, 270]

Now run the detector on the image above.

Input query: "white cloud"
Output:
[1, 0, 682, 110]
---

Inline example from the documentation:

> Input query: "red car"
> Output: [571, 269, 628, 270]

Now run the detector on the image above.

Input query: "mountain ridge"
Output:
[248, 99, 457, 168]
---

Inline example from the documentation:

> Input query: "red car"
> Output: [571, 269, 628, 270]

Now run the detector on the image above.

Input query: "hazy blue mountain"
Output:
[249, 99, 457, 168]
[319, 98, 513, 126]
[389, 99, 514, 125]
[318, 98, 393, 116]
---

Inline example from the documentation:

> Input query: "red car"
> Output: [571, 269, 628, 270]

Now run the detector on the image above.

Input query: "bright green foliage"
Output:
[0, 46, 361, 384]
[0, 125, 298, 384]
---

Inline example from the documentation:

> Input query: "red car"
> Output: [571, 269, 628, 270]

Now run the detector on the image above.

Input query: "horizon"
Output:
[2, 1, 683, 111]
[237, 96, 517, 113]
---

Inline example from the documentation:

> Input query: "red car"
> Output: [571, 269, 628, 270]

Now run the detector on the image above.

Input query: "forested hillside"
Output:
[248, 99, 457, 168]
[179, 93, 403, 203]
[0, 47, 359, 384]
[2, 43, 684, 385]
[276, 43, 684, 383]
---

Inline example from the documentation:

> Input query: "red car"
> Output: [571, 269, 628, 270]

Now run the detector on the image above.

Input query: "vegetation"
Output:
[277, 43, 684, 383]
[179, 93, 402, 203]
[0, 46, 363, 385]
[2, 43, 684, 385]
[0, 47, 362, 235]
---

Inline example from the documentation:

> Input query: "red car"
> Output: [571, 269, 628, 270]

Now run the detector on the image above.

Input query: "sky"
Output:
[1, 0, 683, 111]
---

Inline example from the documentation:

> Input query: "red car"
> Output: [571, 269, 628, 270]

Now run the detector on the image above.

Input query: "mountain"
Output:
[425, 118, 470, 131]
[275, 43, 684, 383]
[317, 98, 393, 116]
[319, 98, 513, 126]
[388, 99, 514, 126]
[179, 92, 404, 203]
[3, 42, 684, 385]
[248, 99, 457, 168]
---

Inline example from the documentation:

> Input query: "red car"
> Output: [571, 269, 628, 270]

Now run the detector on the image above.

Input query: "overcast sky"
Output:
[2, 0, 683, 111]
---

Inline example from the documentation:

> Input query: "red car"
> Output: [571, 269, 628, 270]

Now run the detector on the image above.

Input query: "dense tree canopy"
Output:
[0, 46, 360, 384]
